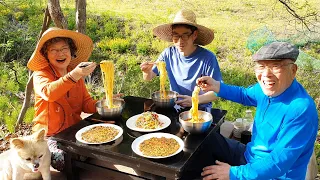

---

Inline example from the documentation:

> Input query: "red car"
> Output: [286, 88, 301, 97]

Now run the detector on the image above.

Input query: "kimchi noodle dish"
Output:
[135, 111, 163, 129]
[139, 137, 180, 157]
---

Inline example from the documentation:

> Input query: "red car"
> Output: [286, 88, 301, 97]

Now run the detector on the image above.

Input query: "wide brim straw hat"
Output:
[27, 27, 93, 71]
[153, 9, 214, 46]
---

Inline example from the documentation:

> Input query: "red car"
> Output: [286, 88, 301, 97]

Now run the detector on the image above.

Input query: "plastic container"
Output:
[243, 110, 253, 131]
[233, 118, 244, 138]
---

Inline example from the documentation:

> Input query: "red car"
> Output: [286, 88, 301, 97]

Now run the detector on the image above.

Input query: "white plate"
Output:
[126, 113, 171, 132]
[75, 124, 123, 145]
[131, 133, 184, 159]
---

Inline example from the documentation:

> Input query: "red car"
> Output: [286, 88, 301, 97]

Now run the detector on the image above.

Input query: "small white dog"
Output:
[0, 128, 51, 180]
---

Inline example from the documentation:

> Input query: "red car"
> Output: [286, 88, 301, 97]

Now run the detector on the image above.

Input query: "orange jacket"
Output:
[32, 65, 97, 136]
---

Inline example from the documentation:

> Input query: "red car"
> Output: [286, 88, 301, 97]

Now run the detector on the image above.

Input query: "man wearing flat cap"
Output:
[191, 42, 318, 179]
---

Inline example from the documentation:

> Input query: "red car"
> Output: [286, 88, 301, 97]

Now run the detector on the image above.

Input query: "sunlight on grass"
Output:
[59, 0, 318, 68]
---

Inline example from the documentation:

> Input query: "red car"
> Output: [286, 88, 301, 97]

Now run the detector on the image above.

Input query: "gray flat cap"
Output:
[252, 42, 299, 62]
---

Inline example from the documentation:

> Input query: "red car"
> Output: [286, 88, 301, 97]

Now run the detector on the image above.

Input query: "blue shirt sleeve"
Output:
[217, 82, 258, 107]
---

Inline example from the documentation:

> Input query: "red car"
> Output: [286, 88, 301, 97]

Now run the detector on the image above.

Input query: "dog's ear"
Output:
[33, 128, 46, 142]
[11, 138, 24, 149]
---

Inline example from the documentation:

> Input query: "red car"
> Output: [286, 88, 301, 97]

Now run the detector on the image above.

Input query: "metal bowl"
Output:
[151, 91, 178, 108]
[179, 110, 213, 134]
[96, 98, 125, 118]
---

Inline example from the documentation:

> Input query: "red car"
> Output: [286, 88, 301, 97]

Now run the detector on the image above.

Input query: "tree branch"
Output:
[278, 0, 312, 31]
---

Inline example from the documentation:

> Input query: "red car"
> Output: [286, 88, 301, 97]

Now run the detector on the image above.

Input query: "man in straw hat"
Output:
[186, 42, 318, 179]
[27, 27, 98, 171]
[140, 9, 222, 111]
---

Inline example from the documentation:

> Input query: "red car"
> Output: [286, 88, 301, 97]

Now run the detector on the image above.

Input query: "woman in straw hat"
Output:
[27, 27, 98, 171]
[140, 9, 222, 112]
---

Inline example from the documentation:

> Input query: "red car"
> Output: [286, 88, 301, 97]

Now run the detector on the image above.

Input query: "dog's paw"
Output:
[24, 172, 42, 180]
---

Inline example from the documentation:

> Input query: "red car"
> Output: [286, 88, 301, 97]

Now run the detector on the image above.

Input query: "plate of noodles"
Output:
[131, 132, 184, 159]
[126, 111, 171, 132]
[75, 124, 123, 145]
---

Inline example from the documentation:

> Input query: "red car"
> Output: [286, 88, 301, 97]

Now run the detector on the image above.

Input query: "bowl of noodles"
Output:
[96, 98, 125, 118]
[151, 90, 178, 108]
[179, 110, 213, 134]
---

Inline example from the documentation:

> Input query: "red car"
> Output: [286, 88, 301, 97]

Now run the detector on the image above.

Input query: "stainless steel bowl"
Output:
[151, 91, 178, 108]
[96, 98, 125, 118]
[179, 110, 213, 134]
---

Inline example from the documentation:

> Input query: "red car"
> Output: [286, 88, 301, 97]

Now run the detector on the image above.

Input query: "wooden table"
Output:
[52, 96, 227, 180]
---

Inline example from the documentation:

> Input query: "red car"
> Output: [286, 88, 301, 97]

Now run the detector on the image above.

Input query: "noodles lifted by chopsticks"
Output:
[156, 61, 168, 99]
[188, 86, 205, 123]
[139, 137, 180, 157]
[136, 111, 163, 129]
[100, 60, 115, 108]
[81, 126, 119, 143]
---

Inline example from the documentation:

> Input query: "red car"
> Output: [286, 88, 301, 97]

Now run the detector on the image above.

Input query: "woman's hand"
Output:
[70, 62, 97, 81]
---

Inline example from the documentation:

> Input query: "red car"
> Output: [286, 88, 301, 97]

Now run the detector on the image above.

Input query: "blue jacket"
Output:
[218, 79, 318, 179]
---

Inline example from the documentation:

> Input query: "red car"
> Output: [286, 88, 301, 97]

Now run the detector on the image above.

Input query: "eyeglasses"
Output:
[48, 47, 70, 55]
[172, 32, 194, 41]
[254, 63, 294, 74]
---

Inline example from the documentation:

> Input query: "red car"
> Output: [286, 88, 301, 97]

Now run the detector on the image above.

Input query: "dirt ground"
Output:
[0, 122, 33, 153]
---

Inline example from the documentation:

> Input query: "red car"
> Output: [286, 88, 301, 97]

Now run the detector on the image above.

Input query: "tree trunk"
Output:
[76, 0, 86, 34]
[15, 73, 34, 131]
[48, 0, 68, 29]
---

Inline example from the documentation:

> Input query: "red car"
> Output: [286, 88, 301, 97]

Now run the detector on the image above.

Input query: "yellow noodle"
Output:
[81, 126, 119, 143]
[139, 137, 180, 157]
[189, 86, 205, 123]
[156, 61, 168, 99]
[100, 60, 114, 108]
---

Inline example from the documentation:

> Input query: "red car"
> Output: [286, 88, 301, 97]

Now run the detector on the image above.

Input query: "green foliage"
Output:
[0, 1, 40, 64]
[0, 61, 28, 130]
[0, 96, 9, 111]
[2, 99, 21, 133]
[64, 8, 76, 30]
[97, 38, 131, 53]
[86, 13, 126, 41]
[136, 41, 152, 55]
[24, 107, 35, 124]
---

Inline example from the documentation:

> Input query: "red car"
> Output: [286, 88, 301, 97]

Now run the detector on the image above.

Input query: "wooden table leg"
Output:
[64, 153, 79, 180]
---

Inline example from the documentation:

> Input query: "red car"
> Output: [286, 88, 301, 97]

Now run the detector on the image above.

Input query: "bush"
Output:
[136, 41, 152, 55]
[0, 0, 42, 64]
[0, 61, 28, 131]
[97, 38, 131, 53]
[86, 13, 126, 41]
